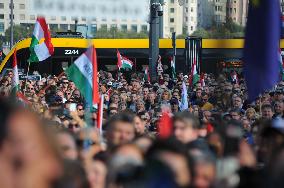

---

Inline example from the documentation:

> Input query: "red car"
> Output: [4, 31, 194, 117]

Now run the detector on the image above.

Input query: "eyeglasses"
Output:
[68, 124, 79, 129]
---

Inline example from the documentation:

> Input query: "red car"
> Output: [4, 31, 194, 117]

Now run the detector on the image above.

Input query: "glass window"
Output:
[170, 8, 175, 13]
[121, 24, 127, 31]
[20, 14, 25, 20]
[0, 22, 4, 32]
[30, 15, 35, 20]
[61, 16, 66, 21]
[141, 25, 147, 32]
[0, 14, 4, 19]
[170, 18, 174, 23]
[0, 3, 4, 9]
[82, 17, 87, 21]
[19, 4, 25, 9]
[131, 25, 137, 32]
[100, 24, 107, 30]
[170, 0, 174, 3]
[170, 27, 174, 32]
[59, 24, 68, 31]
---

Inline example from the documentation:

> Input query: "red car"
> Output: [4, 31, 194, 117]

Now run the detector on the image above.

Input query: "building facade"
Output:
[0, 0, 150, 36]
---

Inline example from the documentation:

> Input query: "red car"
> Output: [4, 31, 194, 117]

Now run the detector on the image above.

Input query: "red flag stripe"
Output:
[36, 17, 54, 56]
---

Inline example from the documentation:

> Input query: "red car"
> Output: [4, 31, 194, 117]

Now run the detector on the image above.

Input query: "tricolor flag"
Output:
[29, 17, 54, 62]
[144, 66, 150, 83]
[180, 82, 189, 111]
[170, 57, 176, 79]
[200, 73, 205, 87]
[189, 59, 199, 86]
[117, 49, 133, 70]
[97, 95, 104, 135]
[66, 45, 99, 107]
[11, 48, 19, 96]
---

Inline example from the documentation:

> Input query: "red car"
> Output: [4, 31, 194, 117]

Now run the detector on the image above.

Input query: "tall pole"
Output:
[149, 0, 161, 83]
[10, 0, 14, 49]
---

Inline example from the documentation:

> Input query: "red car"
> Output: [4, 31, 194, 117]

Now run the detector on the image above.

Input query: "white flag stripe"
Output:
[74, 54, 93, 88]
[34, 42, 50, 61]
[33, 21, 44, 41]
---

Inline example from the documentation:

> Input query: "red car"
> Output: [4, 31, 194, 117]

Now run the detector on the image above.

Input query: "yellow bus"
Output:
[0, 38, 250, 75]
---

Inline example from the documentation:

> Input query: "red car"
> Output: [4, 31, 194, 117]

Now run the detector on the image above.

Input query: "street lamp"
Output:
[10, 0, 14, 50]
[149, 1, 163, 83]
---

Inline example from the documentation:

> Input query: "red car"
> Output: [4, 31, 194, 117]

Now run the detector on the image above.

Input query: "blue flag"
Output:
[244, 0, 281, 101]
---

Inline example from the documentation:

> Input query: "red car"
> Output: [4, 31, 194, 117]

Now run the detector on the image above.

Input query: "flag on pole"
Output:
[29, 17, 54, 62]
[116, 49, 133, 70]
[11, 48, 19, 96]
[144, 66, 150, 83]
[158, 109, 172, 139]
[170, 57, 176, 79]
[243, 0, 281, 101]
[97, 95, 104, 135]
[180, 82, 189, 111]
[189, 59, 199, 86]
[65, 45, 99, 107]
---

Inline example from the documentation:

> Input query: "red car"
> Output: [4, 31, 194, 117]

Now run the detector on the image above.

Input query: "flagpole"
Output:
[24, 60, 31, 95]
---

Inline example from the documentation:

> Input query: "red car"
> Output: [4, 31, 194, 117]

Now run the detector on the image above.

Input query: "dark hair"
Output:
[262, 104, 273, 111]
[173, 111, 199, 129]
[0, 98, 13, 146]
[105, 113, 135, 131]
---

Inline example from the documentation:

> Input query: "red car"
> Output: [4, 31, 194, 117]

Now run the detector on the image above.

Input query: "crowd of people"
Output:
[0, 68, 284, 188]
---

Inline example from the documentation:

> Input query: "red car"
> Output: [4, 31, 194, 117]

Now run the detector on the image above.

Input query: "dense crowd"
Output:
[0, 68, 284, 188]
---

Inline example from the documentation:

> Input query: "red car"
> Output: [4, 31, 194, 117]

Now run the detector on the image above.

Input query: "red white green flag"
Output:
[117, 49, 133, 70]
[12, 48, 19, 96]
[29, 17, 54, 62]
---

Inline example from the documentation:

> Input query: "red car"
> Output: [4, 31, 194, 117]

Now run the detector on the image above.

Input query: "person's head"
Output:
[106, 113, 135, 148]
[146, 139, 192, 187]
[246, 107, 257, 120]
[274, 101, 284, 115]
[86, 152, 107, 188]
[76, 103, 85, 118]
[56, 130, 78, 160]
[261, 104, 273, 120]
[196, 88, 202, 98]
[134, 115, 146, 136]
[136, 100, 145, 112]
[109, 107, 118, 116]
[161, 90, 171, 101]
[274, 90, 284, 101]
[170, 98, 180, 112]
[143, 87, 149, 98]
[111, 94, 120, 104]
[148, 92, 156, 103]
[232, 96, 243, 109]
[118, 102, 127, 111]
[172, 91, 180, 100]
[201, 92, 209, 104]
[173, 112, 200, 144]
[229, 109, 241, 121]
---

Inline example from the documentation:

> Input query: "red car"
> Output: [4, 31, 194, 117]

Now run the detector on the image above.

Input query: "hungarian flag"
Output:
[66, 45, 99, 107]
[117, 49, 133, 70]
[97, 95, 104, 135]
[29, 17, 54, 62]
[11, 48, 19, 96]
[170, 57, 176, 79]
[189, 59, 199, 86]
[144, 66, 150, 83]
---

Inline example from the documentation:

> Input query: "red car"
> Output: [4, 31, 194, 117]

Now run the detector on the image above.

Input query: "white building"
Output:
[0, 0, 150, 36]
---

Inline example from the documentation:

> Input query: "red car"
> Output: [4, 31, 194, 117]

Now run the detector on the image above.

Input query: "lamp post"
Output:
[10, 0, 14, 50]
[149, 0, 163, 83]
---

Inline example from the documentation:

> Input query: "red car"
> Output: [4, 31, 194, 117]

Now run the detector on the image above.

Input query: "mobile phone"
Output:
[69, 103, 77, 112]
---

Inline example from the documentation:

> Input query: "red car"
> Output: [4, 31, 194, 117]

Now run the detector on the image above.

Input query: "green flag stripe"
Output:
[29, 36, 40, 62]
[65, 64, 92, 104]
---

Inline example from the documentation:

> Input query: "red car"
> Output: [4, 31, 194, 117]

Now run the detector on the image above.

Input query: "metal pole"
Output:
[10, 0, 14, 49]
[159, 0, 164, 38]
[149, 0, 160, 83]
[172, 32, 176, 65]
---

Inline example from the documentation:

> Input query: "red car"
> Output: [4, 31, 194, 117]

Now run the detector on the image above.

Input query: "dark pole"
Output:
[75, 19, 78, 32]
[172, 32, 176, 65]
[149, 0, 161, 83]
[10, 0, 14, 49]
[159, 0, 164, 38]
